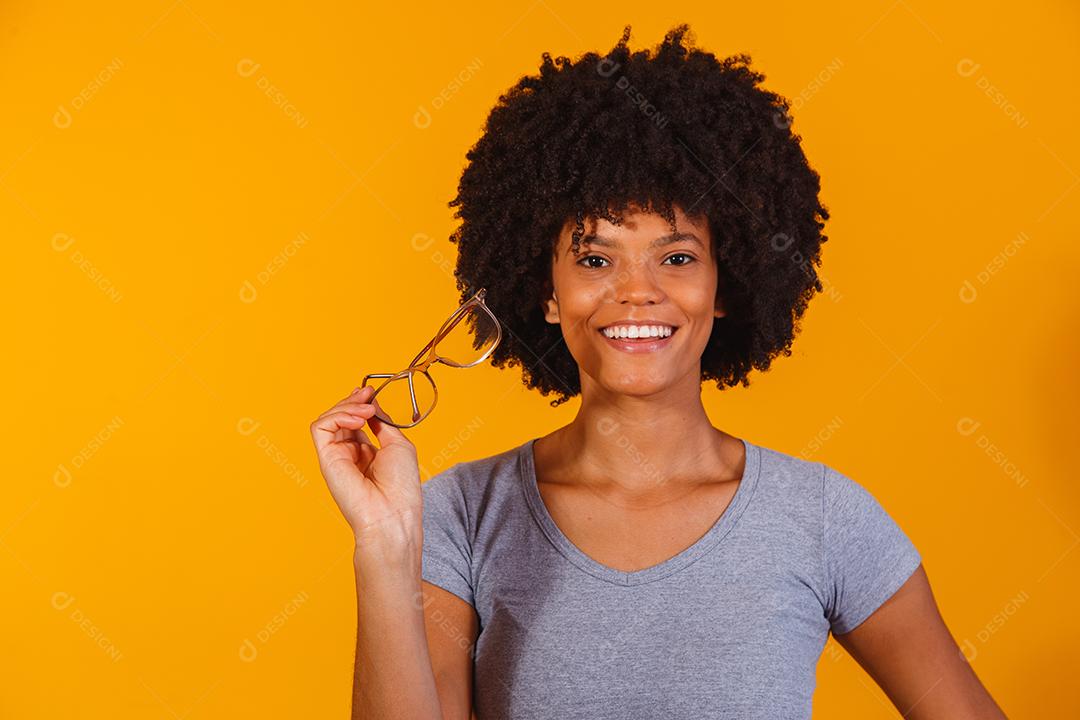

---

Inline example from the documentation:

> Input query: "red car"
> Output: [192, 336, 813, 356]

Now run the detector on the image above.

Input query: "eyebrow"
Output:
[577, 231, 705, 252]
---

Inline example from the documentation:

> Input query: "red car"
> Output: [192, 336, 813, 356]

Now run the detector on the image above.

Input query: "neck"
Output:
[544, 371, 739, 500]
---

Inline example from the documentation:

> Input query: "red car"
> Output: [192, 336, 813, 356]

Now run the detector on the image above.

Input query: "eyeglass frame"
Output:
[360, 287, 502, 429]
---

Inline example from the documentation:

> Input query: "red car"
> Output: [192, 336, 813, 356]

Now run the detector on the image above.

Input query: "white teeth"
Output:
[601, 325, 674, 339]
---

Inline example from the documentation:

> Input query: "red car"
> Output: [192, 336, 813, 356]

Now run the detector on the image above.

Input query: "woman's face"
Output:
[543, 203, 725, 398]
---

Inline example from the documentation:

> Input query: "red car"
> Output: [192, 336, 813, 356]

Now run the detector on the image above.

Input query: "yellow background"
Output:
[3, 1, 1077, 716]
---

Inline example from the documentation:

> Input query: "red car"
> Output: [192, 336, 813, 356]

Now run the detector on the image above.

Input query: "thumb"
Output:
[367, 398, 413, 448]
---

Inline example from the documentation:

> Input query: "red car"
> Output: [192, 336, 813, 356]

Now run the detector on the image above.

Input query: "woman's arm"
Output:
[421, 581, 479, 720]
[308, 385, 447, 719]
[833, 564, 1008, 719]
[352, 521, 444, 720]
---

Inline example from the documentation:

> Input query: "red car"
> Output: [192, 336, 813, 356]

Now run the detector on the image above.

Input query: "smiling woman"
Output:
[447, 23, 832, 407]
[313, 21, 1009, 720]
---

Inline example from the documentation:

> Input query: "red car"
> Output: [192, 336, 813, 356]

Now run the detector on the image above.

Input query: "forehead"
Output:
[581, 231, 705, 250]
[558, 204, 711, 253]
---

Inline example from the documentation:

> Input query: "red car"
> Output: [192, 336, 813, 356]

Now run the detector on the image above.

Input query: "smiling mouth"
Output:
[597, 326, 679, 348]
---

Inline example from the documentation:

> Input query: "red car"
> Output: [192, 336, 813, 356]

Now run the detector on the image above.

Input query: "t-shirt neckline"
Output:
[518, 435, 761, 586]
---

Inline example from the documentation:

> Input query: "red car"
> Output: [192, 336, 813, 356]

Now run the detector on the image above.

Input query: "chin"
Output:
[604, 372, 670, 396]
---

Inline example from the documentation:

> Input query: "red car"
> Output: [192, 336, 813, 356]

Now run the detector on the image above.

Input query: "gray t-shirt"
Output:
[420, 436, 921, 719]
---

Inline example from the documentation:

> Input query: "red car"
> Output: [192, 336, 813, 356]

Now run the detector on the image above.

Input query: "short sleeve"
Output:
[822, 464, 922, 635]
[420, 464, 475, 607]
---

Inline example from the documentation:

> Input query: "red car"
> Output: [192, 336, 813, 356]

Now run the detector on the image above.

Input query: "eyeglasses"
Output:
[361, 287, 502, 428]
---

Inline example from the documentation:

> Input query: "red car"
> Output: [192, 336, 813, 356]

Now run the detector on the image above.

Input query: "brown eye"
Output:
[577, 255, 610, 269]
[663, 253, 695, 266]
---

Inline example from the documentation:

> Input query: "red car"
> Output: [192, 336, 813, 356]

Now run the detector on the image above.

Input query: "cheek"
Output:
[556, 285, 607, 325]
[677, 266, 718, 297]
[562, 311, 600, 347]
[666, 288, 716, 321]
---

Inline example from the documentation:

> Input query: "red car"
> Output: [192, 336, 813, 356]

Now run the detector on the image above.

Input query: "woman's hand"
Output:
[309, 385, 423, 542]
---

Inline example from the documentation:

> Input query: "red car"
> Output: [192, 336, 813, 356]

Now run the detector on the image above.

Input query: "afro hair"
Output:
[447, 23, 830, 408]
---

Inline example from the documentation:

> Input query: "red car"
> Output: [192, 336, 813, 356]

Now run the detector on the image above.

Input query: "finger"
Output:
[322, 410, 370, 430]
[336, 421, 376, 464]
[339, 384, 376, 407]
[351, 421, 376, 449]
[365, 397, 413, 449]
[329, 385, 376, 411]
[310, 411, 369, 450]
[329, 403, 378, 449]
[317, 393, 380, 423]
[317, 400, 379, 423]
[335, 399, 381, 415]
[355, 440, 377, 475]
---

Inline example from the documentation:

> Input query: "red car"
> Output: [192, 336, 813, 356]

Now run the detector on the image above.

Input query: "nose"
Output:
[612, 260, 665, 305]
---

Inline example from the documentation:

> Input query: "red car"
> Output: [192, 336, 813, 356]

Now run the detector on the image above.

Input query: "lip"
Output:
[598, 326, 678, 353]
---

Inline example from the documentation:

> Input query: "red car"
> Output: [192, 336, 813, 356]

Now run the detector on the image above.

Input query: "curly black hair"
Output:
[447, 23, 830, 408]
